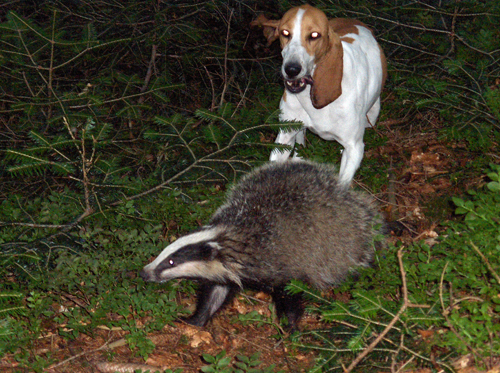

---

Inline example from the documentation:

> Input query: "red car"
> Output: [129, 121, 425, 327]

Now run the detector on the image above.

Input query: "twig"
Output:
[138, 44, 158, 104]
[94, 361, 164, 373]
[0, 208, 91, 230]
[219, 8, 234, 108]
[439, 262, 488, 368]
[469, 241, 500, 285]
[202, 65, 217, 111]
[110, 123, 273, 204]
[46, 338, 126, 371]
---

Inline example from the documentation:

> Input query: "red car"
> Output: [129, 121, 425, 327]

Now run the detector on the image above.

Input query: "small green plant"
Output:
[438, 164, 500, 361]
[236, 307, 283, 334]
[125, 330, 156, 361]
[201, 351, 282, 373]
[202, 350, 232, 373]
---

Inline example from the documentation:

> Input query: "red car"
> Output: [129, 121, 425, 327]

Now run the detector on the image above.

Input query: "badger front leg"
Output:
[184, 283, 234, 327]
[271, 286, 304, 331]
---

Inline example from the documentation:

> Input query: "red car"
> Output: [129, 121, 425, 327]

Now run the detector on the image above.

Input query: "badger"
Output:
[140, 160, 384, 328]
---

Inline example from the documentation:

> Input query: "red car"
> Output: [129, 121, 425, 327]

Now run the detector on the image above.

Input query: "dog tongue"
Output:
[303, 76, 314, 85]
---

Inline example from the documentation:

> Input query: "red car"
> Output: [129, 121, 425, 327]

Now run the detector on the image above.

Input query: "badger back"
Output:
[209, 161, 382, 289]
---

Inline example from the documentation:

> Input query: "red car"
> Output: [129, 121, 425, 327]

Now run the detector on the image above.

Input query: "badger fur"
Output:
[140, 160, 384, 328]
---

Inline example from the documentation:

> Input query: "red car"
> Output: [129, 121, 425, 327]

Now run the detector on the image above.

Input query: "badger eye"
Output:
[310, 32, 320, 39]
[168, 259, 175, 267]
[281, 29, 290, 38]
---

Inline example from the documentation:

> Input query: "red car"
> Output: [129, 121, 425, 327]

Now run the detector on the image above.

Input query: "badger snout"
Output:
[139, 267, 154, 282]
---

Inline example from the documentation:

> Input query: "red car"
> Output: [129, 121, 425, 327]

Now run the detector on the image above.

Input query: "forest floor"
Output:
[1, 114, 493, 373]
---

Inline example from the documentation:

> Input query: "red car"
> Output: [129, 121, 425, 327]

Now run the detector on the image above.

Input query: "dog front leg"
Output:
[270, 129, 299, 162]
[291, 128, 307, 160]
[338, 140, 364, 186]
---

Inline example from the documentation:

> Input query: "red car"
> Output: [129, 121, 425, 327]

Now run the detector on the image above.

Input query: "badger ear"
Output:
[311, 27, 343, 109]
[251, 14, 280, 46]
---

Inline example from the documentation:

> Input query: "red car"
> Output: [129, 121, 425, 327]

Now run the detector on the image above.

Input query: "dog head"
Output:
[251, 4, 343, 109]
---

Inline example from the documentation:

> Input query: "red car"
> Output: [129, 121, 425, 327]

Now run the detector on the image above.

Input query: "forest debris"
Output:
[190, 330, 213, 347]
[95, 361, 165, 373]
[417, 329, 434, 340]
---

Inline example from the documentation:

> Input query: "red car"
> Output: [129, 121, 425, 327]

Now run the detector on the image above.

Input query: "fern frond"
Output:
[268, 143, 294, 154]
[269, 120, 304, 133]
[0, 317, 25, 349]
[153, 114, 184, 128]
[6, 151, 75, 176]
[415, 98, 446, 108]
[7, 11, 47, 37]
[28, 132, 75, 152]
[195, 109, 236, 132]
[93, 122, 113, 143]
[5, 150, 49, 164]
[0, 306, 25, 317]
[264, 110, 281, 124]
[28, 131, 51, 147]
[203, 124, 223, 148]
[82, 22, 97, 42]
[286, 279, 326, 303]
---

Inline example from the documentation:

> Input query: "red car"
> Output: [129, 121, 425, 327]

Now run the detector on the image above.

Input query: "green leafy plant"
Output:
[202, 351, 282, 373]
[438, 164, 500, 361]
[202, 350, 233, 373]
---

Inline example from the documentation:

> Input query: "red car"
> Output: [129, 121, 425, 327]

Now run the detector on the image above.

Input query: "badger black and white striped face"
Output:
[140, 227, 241, 286]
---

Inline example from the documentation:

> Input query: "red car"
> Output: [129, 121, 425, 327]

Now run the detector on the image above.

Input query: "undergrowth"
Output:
[201, 351, 283, 373]
[289, 164, 500, 372]
[0, 0, 499, 371]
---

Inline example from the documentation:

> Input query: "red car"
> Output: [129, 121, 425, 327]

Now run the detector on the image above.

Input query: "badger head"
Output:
[140, 227, 242, 287]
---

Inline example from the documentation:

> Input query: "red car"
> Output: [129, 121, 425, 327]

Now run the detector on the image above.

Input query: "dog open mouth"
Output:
[284, 76, 313, 94]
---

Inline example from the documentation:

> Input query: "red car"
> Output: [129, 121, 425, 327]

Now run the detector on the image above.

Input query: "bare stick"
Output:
[138, 44, 158, 104]
[470, 241, 500, 285]
[46, 338, 126, 371]
[439, 261, 488, 368]
[219, 8, 234, 108]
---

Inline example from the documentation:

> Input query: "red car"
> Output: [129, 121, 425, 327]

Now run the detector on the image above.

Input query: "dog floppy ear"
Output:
[251, 15, 280, 46]
[310, 27, 343, 109]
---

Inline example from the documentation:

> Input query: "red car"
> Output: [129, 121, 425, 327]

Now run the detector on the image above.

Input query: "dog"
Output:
[252, 4, 387, 185]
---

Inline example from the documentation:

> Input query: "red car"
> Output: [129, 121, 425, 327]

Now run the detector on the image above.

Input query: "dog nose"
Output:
[284, 62, 302, 78]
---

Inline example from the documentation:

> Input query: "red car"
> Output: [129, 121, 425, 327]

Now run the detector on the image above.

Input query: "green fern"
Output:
[5, 151, 75, 176]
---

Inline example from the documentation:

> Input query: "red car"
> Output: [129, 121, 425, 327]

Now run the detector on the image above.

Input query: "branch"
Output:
[469, 241, 500, 285]
[344, 248, 429, 373]
[219, 8, 234, 108]
[439, 261, 488, 368]
[112, 123, 274, 204]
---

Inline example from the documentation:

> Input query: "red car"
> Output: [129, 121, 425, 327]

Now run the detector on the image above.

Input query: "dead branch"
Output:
[218, 8, 234, 108]
[344, 247, 430, 373]
[439, 261, 488, 368]
[469, 241, 500, 285]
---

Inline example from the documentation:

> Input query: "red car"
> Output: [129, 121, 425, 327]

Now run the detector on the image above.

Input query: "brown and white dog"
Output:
[252, 4, 387, 185]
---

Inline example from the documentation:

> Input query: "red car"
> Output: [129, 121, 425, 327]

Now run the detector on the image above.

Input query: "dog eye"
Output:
[310, 32, 321, 39]
[281, 29, 290, 38]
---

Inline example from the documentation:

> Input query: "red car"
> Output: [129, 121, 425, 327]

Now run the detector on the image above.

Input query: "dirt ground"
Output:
[1, 114, 496, 373]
